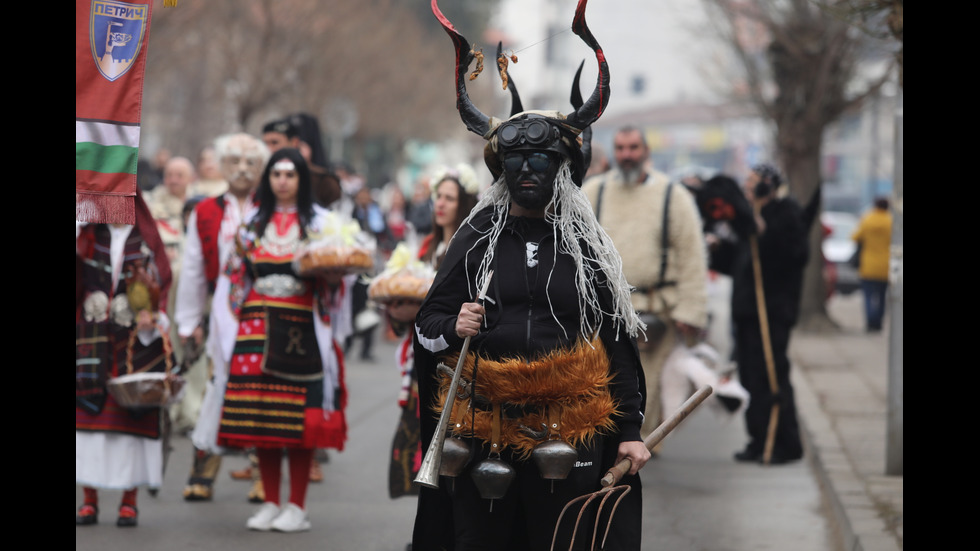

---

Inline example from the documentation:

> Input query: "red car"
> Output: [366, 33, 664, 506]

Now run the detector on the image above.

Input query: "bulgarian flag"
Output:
[75, 0, 154, 225]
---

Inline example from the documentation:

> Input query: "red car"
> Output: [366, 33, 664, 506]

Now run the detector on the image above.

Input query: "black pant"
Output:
[345, 279, 375, 359]
[449, 438, 642, 551]
[734, 320, 803, 460]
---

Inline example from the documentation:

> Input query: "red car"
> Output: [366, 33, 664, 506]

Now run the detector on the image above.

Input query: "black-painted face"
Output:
[502, 149, 560, 211]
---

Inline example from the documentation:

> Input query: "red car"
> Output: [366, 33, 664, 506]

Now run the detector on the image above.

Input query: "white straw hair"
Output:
[458, 159, 644, 341]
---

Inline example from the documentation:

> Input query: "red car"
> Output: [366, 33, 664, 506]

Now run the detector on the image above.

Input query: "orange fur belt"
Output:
[435, 339, 620, 458]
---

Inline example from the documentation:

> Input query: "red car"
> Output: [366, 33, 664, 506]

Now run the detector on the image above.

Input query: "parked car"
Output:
[821, 211, 860, 296]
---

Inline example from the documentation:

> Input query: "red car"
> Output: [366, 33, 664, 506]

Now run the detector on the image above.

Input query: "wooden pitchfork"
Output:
[550, 385, 714, 551]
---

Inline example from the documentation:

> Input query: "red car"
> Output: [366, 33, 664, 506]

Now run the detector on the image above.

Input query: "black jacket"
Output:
[711, 197, 809, 326]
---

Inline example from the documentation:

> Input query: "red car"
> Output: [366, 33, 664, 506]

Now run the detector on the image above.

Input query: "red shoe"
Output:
[76, 504, 98, 526]
[117, 504, 138, 527]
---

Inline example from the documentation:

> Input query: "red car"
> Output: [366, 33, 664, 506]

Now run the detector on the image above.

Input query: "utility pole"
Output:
[886, 90, 903, 476]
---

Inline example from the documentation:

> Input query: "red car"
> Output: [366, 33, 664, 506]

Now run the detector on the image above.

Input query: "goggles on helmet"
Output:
[496, 117, 561, 150]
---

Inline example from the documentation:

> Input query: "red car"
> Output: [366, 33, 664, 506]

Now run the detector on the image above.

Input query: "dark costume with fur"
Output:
[710, 190, 809, 463]
[413, 209, 646, 550]
[412, 2, 648, 546]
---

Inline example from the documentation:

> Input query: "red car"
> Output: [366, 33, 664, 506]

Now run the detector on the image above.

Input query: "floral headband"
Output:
[430, 163, 480, 199]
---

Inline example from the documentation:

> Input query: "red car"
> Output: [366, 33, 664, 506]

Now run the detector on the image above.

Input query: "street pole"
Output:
[886, 89, 903, 476]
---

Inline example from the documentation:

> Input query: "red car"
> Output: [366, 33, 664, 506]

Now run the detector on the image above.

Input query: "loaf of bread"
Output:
[296, 246, 374, 275]
[368, 272, 433, 303]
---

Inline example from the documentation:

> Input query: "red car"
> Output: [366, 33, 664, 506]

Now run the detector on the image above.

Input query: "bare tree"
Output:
[825, 0, 903, 88]
[701, 0, 897, 330]
[142, 0, 500, 180]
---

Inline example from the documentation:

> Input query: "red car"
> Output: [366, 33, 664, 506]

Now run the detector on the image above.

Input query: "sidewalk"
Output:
[790, 293, 903, 551]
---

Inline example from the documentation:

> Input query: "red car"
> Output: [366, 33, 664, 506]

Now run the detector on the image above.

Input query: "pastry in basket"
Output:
[297, 244, 374, 274]
[295, 213, 376, 275]
[368, 243, 435, 304]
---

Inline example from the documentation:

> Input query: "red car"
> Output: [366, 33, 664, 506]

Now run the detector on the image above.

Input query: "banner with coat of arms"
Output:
[75, 0, 154, 225]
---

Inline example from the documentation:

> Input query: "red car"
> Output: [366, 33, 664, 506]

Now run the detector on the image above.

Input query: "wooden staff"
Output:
[749, 233, 780, 465]
[601, 385, 713, 487]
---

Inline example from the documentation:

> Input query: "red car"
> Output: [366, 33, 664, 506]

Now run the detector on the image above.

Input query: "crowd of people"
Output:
[75, 130, 882, 543]
[74, 109, 482, 534]
[77, 4, 892, 547]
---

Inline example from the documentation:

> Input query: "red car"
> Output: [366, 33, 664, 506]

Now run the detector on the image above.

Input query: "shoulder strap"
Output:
[656, 183, 673, 288]
[594, 177, 672, 288]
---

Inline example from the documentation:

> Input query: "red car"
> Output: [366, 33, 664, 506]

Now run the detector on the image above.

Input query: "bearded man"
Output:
[581, 126, 709, 452]
[175, 133, 269, 501]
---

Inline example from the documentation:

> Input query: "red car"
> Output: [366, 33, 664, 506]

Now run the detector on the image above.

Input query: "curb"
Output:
[793, 365, 901, 551]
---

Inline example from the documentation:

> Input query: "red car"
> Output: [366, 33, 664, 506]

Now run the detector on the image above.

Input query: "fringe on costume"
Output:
[436, 338, 619, 459]
[459, 160, 643, 343]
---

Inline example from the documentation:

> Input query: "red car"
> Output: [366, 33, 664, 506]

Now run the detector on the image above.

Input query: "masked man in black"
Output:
[411, 2, 650, 549]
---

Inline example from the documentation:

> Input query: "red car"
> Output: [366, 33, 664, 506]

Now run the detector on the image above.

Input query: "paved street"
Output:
[78, 296, 894, 550]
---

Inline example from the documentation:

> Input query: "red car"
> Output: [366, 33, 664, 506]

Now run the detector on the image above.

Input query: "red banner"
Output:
[75, 0, 154, 224]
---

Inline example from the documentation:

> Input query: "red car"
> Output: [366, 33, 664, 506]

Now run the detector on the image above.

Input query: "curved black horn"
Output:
[564, 0, 610, 132]
[570, 60, 592, 172]
[570, 60, 585, 110]
[432, 0, 491, 137]
[497, 41, 524, 116]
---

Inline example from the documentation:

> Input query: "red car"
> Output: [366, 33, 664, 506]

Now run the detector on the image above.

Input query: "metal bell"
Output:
[531, 440, 578, 480]
[470, 457, 516, 500]
[439, 437, 471, 477]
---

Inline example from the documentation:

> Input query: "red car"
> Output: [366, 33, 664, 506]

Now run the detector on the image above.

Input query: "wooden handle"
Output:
[601, 385, 713, 487]
[749, 234, 781, 465]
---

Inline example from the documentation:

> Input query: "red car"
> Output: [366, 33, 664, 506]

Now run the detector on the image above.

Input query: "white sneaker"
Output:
[246, 502, 280, 531]
[271, 503, 311, 532]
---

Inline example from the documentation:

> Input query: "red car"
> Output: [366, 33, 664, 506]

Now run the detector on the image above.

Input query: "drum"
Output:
[107, 372, 184, 409]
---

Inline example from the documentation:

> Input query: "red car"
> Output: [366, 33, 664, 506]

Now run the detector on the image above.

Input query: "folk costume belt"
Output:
[436, 338, 620, 458]
[254, 274, 308, 297]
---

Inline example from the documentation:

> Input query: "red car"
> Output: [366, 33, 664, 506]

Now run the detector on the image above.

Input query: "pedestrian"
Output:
[286, 113, 342, 209]
[380, 179, 409, 255]
[709, 164, 809, 465]
[176, 132, 269, 502]
[406, 178, 432, 238]
[145, 156, 199, 438]
[346, 184, 387, 361]
[214, 148, 350, 532]
[76, 188, 174, 528]
[412, 2, 650, 548]
[194, 145, 228, 198]
[419, 163, 481, 267]
[147, 155, 197, 275]
[261, 117, 302, 153]
[253, 116, 340, 481]
[851, 196, 893, 332]
[581, 126, 709, 453]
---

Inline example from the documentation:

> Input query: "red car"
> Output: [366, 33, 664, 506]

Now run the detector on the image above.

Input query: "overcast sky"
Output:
[493, 0, 718, 116]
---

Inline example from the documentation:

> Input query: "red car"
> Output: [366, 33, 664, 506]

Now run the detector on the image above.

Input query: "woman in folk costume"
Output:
[213, 148, 350, 532]
[76, 189, 174, 528]
[381, 163, 481, 501]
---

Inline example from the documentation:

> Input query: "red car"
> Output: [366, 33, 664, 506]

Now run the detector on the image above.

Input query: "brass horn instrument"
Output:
[414, 270, 494, 489]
